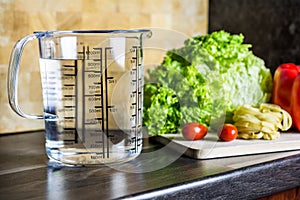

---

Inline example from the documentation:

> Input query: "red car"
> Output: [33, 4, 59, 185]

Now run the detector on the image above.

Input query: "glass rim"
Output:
[34, 29, 152, 36]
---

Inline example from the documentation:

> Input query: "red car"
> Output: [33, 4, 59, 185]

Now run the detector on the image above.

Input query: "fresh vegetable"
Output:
[291, 74, 300, 131]
[143, 30, 273, 136]
[218, 124, 238, 141]
[182, 122, 208, 140]
[233, 103, 292, 140]
[272, 63, 300, 131]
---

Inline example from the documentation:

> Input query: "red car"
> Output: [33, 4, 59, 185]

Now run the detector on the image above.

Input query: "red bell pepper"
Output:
[272, 63, 300, 131]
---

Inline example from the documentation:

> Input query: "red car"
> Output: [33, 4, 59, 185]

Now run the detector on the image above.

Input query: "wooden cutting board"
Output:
[153, 132, 300, 159]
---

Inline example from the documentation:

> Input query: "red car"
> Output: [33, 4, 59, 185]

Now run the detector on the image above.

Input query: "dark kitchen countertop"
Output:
[0, 131, 300, 200]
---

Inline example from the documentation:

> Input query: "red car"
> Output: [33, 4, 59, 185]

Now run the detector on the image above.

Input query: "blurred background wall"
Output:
[209, 0, 300, 75]
[0, 0, 208, 133]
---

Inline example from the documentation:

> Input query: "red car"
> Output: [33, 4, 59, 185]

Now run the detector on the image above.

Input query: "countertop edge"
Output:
[119, 153, 300, 199]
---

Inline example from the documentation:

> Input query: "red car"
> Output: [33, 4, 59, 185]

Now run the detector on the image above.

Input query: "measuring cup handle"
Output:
[7, 34, 43, 120]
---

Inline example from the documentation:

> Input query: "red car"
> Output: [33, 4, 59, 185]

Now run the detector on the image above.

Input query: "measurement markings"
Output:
[86, 46, 90, 60]
[85, 70, 101, 73]
[96, 47, 105, 158]
[85, 94, 102, 96]
[134, 46, 140, 153]
[105, 47, 113, 158]
[64, 128, 76, 131]
[64, 94, 76, 97]
[63, 65, 77, 67]
[81, 46, 86, 143]
[64, 106, 76, 108]
[64, 117, 75, 119]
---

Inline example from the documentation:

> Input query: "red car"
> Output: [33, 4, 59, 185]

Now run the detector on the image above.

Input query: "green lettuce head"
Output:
[143, 30, 272, 136]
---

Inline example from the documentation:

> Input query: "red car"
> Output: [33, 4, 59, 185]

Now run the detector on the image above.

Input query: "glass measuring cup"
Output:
[8, 30, 152, 165]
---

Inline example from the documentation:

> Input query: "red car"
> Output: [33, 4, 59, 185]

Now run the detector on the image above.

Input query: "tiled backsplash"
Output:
[0, 0, 208, 133]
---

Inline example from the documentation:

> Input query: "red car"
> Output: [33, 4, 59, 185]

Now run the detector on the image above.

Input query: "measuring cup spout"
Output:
[142, 29, 152, 39]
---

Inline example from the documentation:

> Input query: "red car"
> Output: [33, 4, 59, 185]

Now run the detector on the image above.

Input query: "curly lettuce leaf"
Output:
[143, 30, 272, 136]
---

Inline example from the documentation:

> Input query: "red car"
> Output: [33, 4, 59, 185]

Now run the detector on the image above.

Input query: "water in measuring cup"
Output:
[40, 53, 143, 165]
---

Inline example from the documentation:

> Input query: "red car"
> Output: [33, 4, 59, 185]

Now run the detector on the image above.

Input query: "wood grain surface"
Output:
[1, 131, 300, 199]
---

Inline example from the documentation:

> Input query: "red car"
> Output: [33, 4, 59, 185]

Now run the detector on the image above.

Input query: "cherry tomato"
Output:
[218, 124, 238, 141]
[182, 122, 208, 140]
